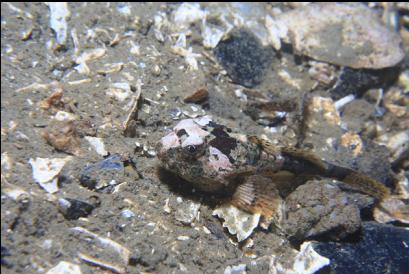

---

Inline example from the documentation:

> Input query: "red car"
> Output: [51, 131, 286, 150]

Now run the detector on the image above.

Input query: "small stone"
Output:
[58, 198, 95, 220]
[46, 261, 82, 274]
[42, 120, 82, 156]
[224, 263, 247, 274]
[121, 209, 135, 219]
[183, 88, 209, 104]
[175, 201, 200, 225]
[79, 154, 124, 192]
[214, 29, 274, 88]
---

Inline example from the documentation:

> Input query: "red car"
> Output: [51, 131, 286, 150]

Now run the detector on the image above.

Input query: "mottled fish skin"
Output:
[157, 117, 391, 202]
[156, 116, 283, 193]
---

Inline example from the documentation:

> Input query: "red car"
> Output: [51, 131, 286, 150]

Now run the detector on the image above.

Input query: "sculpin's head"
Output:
[156, 116, 283, 192]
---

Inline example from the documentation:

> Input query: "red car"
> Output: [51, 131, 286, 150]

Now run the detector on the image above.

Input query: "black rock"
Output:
[58, 198, 95, 220]
[330, 67, 398, 100]
[79, 154, 124, 192]
[214, 29, 274, 88]
[313, 222, 409, 274]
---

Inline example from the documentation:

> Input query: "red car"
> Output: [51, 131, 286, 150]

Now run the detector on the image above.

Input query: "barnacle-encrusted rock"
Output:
[277, 3, 405, 69]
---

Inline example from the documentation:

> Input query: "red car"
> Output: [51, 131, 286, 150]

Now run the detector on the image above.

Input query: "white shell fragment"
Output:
[213, 204, 260, 242]
[46, 261, 82, 274]
[74, 48, 107, 75]
[276, 3, 405, 69]
[175, 201, 201, 225]
[70, 227, 131, 264]
[107, 82, 132, 101]
[224, 264, 247, 274]
[85, 136, 108, 156]
[172, 3, 206, 31]
[270, 242, 330, 274]
[29, 157, 72, 193]
[46, 3, 71, 45]
[1, 177, 30, 204]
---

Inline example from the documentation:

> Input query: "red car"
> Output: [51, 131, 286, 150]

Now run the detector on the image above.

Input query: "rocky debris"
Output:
[42, 120, 82, 156]
[329, 67, 398, 100]
[1, 246, 12, 268]
[174, 201, 201, 225]
[70, 227, 131, 272]
[183, 87, 209, 104]
[269, 242, 330, 274]
[214, 29, 274, 88]
[302, 96, 392, 185]
[79, 154, 124, 193]
[374, 196, 409, 224]
[224, 263, 247, 274]
[29, 156, 72, 193]
[313, 222, 409, 274]
[277, 3, 405, 69]
[58, 198, 96, 220]
[46, 261, 82, 274]
[84, 136, 108, 156]
[213, 204, 260, 242]
[281, 180, 371, 241]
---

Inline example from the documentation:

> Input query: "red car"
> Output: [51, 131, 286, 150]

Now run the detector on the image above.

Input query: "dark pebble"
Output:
[58, 198, 95, 220]
[1, 246, 12, 268]
[79, 154, 124, 191]
[313, 222, 409, 274]
[214, 29, 274, 88]
[330, 67, 398, 100]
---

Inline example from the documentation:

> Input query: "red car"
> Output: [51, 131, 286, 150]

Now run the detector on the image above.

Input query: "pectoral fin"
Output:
[230, 175, 284, 222]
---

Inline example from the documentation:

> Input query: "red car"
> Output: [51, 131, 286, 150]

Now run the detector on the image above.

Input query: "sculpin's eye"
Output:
[182, 144, 205, 159]
[186, 145, 197, 154]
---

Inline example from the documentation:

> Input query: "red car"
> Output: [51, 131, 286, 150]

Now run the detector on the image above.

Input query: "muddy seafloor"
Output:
[1, 3, 408, 274]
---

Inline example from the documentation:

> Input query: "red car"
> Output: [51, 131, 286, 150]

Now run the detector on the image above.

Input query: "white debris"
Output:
[1, 152, 14, 176]
[85, 136, 108, 156]
[78, 252, 125, 274]
[71, 227, 131, 263]
[54, 111, 77, 122]
[121, 209, 135, 219]
[107, 82, 132, 101]
[173, 3, 206, 31]
[334, 94, 356, 110]
[213, 204, 260, 242]
[175, 201, 201, 225]
[202, 24, 225, 49]
[46, 3, 71, 45]
[1, 176, 30, 204]
[153, 12, 168, 42]
[74, 48, 107, 75]
[29, 157, 72, 193]
[270, 242, 330, 274]
[294, 242, 330, 273]
[265, 15, 288, 50]
[116, 4, 131, 16]
[129, 41, 140, 56]
[225, 264, 247, 274]
[46, 261, 82, 274]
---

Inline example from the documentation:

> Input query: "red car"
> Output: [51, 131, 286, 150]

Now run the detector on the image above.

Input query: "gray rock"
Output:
[281, 180, 367, 241]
